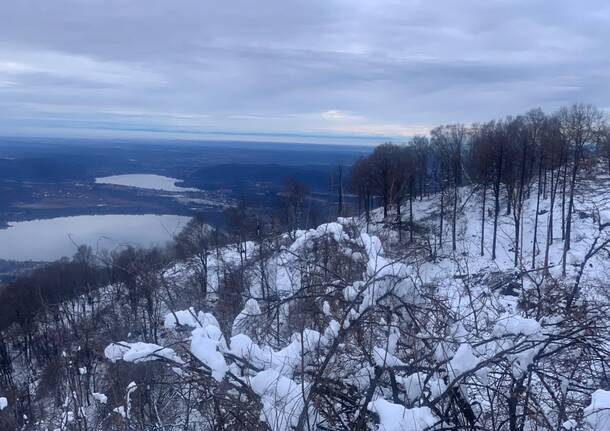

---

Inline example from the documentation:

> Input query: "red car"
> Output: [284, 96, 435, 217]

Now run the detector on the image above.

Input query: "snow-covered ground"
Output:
[97, 165, 610, 430]
[2, 165, 610, 430]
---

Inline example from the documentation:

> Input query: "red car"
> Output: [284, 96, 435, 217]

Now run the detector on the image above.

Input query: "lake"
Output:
[0, 214, 191, 261]
[95, 174, 199, 192]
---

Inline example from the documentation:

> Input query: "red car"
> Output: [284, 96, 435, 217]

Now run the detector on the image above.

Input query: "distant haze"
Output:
[1, 1, 609, 142]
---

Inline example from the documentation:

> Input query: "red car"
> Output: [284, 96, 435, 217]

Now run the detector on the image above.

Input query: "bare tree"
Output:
[490, 120, 507, 260]
[468, 122, 495, 256]
[525, 109, 546, 269]
[431, 124, 466, 251]
[559, 104, 605, 275]
[412, 135, 430, 200]
[280, 177, 311, 237]
[336, 164, 344, 217]
[175, 214, 215, 303]
[351, 157, 375, 231]
[541, 115, 566, 273]
[368, 143, 404, 219]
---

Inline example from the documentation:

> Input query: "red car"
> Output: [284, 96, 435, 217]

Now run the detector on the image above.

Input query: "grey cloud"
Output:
[1, 0, 609, 141]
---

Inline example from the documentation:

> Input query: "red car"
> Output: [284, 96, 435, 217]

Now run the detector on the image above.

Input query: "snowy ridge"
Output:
[1, 164, 609, 430]
[102, 165, 610, 429]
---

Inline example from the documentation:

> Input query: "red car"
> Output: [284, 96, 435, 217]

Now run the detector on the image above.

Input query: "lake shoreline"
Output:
[0, 213, 193, 262]
[95, 173, 201, 192]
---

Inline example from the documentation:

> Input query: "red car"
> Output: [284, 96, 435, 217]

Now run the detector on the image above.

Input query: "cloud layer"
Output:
[1, 0, 609, 142]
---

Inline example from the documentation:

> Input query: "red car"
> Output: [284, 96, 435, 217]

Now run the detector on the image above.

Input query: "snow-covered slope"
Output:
[1, 165, 609, 431]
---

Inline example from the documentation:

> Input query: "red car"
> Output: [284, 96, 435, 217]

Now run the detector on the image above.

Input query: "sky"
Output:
[1, 0, 609, 144]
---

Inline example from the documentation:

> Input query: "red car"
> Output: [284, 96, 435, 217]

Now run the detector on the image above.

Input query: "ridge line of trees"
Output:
[351, 103, 609, 273]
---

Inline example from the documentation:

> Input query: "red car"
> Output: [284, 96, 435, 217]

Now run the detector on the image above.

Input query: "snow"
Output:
[398, 373, 426, 402]
[104, 343, 129, 362]
[104, 342, 183, 364]
[324, 319, 340, 339]
[164, 307, 201, 329]
[62, 410, 74, 425]
[198, 312, 222, 330]
[344, 283, 360, 302]
[562, 419, 577, 430]
[230, 330, 325, 378]
[232, 299, 262, 336]
[191, 327, 228, 381]
[92, 392, 107, 404]
[120, 342, 183, 363]
[494, 316, 541, 337]
[94, 164, 610, 430]
[510, 344, 542, 378]
[296, 329, 327, 352]
[125, 381, 137, 419]
[585, 389, 610, 430]
[449, 344, 479, 377]
[0, 397, 7, 410]
[230, 334, 267, 365]
[289, 222, 349, 253]
[322, 301, 331, 316]
[113, 406, 126, 418]
[373, 346, 405, 367]
[346, 230, 414, 319]
[233, 335, 299, 376]
[367, 398, 437, 431]
[164, 308, 222, 331]
[250, 369, 310, 431]
[475, 367, 490, 385]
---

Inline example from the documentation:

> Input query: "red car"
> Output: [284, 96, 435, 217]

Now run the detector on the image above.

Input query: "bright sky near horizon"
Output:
[1, 0, 609, 143]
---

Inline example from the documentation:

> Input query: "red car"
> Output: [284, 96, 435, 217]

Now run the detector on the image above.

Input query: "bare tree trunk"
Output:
[396, 195, 402, 242]
[409, 176, 414, 242]
[513, 144, 527, 267]
[561, 160, 568, 240]
[365, 192, 371, 232]
[492, 152, 503, 260]
[452, 183, 458, 251]
[562, 149, 581, 276]
[506, 183, 513, 216]
[259, 239, 267, 302]
[480, 179, 487, 256]
[439, 188, 445, 250]
[513, 213, 520, 267]
[201, 253, 208, 301]
[542, 166, 547, 200]
[532, 157, 542, 269]
[383, 185, 388, 219]
[337, 165, 344, 217]
[549, 167, 555, 245]
[508, 377, 527, 431]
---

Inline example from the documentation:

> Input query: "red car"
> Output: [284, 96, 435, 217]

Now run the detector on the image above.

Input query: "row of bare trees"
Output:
[351, 103, 609, 270]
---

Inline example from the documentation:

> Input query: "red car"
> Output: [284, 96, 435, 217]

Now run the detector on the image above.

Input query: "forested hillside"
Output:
[1, 104, 610, 430]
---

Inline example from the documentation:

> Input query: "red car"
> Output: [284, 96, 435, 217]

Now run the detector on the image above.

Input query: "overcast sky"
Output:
[1, 0, 609, 143]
